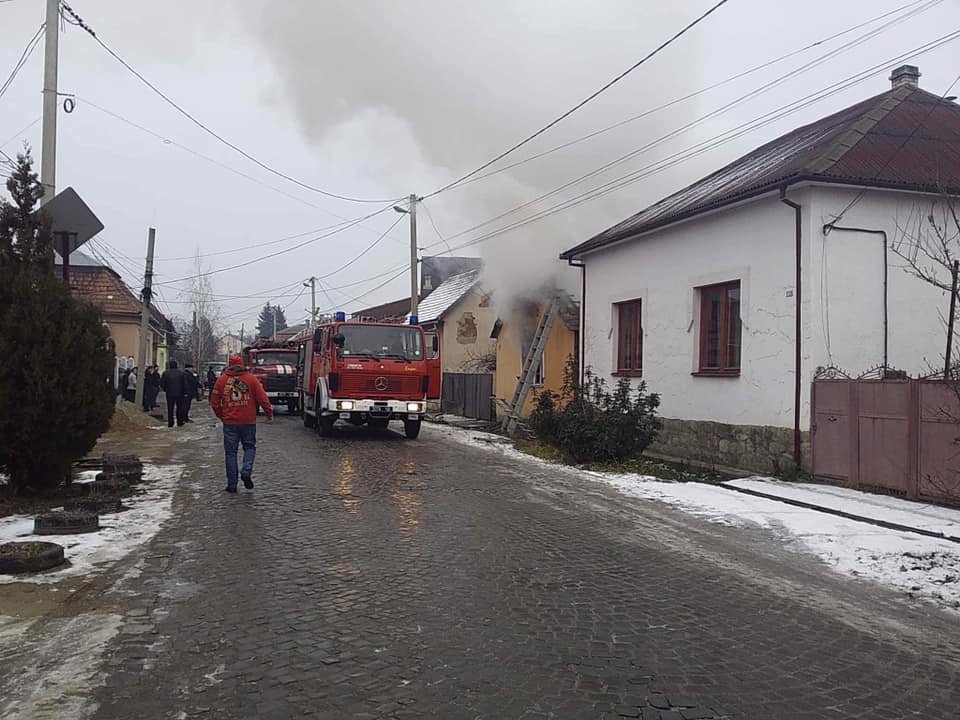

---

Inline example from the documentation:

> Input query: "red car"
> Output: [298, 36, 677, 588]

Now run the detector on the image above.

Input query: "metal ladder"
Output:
[502, 296, 561, 435]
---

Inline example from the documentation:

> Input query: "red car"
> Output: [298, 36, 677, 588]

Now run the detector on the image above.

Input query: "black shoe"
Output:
[241, 473, 254, 490]
[225, 486, 238, 493]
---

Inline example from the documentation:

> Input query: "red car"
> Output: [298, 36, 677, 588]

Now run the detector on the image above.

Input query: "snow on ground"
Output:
[725, 478, 960, 539]
[425, 423, 960, 610]
[0, 464, 182, 585]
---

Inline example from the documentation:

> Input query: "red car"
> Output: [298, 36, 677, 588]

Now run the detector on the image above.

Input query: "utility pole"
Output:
[239, 322, 244, 355]
[408, 194, 419, 319]
[40, 0, 60, 204]
[305, 277, 318, 329]
[273, 306, 277, 340]
[134, 228, 156, 409]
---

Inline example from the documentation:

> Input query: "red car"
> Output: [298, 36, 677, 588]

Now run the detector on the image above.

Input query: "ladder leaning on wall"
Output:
[502, 296, 562, 436]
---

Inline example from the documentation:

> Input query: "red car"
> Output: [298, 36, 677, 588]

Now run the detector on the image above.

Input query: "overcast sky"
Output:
[1, 0, 958, 332]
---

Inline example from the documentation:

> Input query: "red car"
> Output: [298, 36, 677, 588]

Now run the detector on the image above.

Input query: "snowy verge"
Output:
[724, 478, 960, 539]
[0, 464, 181, 585]
[426, 424, 960, 609]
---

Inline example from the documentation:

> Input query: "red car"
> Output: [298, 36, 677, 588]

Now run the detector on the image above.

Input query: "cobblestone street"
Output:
[14, 409, 960, 719]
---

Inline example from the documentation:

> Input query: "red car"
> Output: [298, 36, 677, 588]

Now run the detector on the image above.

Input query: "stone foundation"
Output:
[649, 418, 811, 476]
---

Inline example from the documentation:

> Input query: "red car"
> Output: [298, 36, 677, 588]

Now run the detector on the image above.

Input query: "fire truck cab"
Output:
[242, 342, 300, 414]
[298, 315, 433, 439]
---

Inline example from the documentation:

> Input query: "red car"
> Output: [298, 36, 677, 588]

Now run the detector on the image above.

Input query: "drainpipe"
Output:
[821, 223, 889, 371]
[779, 188, 803, 471]
[567, 258, 586, 387]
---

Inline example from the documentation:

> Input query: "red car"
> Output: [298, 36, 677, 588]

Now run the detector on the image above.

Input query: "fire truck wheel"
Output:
[301, 393, 316, 427]
[317, 416, 335, 437]
[368, 418, 390, 431]
[403, 419, 422, 439]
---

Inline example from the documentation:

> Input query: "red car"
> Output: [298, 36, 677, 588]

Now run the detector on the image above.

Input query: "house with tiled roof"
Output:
[560, 65, 960, 474]
[56, 250, 174, 368]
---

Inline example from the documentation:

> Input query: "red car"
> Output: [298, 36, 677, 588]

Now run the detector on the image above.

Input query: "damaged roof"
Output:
[561, 83, 960, 259]
[413, 269, 482, 323]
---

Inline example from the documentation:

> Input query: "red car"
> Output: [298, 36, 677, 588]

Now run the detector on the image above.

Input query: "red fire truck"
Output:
[297, 314, 437, 438]
[242, 341, 301, 414]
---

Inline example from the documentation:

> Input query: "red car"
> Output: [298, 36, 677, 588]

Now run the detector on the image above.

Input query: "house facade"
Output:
[58, 250, 173, 370]
[493, 297, 579, 420]
[561, 66, 960, 474]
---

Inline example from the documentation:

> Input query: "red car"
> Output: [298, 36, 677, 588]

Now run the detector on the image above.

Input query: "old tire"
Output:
[64, 497, 123, 514]
[34, 511, 100, 535]
[0, 541, 66, 574]
[403, 419, 422, 439]
[87, 477, 130, 496]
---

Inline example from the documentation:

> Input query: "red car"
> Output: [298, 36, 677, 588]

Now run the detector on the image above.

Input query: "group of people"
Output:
[120, 362, 203, 427]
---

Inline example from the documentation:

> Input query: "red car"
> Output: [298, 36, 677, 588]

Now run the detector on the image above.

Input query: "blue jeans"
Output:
[223, 424, 257, 489]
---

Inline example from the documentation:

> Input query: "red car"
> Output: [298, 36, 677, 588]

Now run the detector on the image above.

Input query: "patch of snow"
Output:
[726, 478, 960, 538]
[427, 424, 960, 609]
[0, 612, 122, 720]
[74, 470, 99, 485]
[0, 464, 182, 585]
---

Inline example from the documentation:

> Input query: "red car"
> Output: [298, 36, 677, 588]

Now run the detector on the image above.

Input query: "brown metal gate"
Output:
[812, 375, 960, 504]
[441, 372, 494, 421]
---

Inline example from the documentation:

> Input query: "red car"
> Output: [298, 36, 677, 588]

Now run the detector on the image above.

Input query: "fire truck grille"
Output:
[266, 374, 297, 393]
[341, 374, 421, 395]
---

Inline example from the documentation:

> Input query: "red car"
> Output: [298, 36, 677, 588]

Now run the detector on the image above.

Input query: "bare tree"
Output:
[173, 252, 222, 367]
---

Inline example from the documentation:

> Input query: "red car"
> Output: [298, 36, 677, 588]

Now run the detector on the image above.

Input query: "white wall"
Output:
[582, 185, 957, 431]
[583, 194, 807, 429]
[806, 186, 952, 377]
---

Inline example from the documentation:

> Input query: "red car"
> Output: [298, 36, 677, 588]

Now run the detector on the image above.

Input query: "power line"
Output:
[0, 23, 44, 102]
[316, 214, 405, 280]
[415, 28, 960, 256]
[0, 117, 40, 149]
[424, 0, 732, 198]
[60, 1, 401, 205]
[415, 32, 960, 259]
[443, 0, 941, 193]
[420, 200, 454, 255]
[152, 204, 395, 286]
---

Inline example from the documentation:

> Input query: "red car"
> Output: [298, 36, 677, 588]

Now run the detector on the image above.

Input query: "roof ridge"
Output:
[803, 86, 913, 175]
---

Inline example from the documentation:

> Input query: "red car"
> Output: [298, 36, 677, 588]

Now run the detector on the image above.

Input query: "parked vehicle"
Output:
[298, 314, 438, 438]
[242, 341, 301, 414]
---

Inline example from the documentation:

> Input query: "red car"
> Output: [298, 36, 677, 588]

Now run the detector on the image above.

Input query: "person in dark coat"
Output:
[160, 360, 187, 427]
[182, 364, 201, 423]
[142, 367, 157, 412]
[206, 367, 217, 394]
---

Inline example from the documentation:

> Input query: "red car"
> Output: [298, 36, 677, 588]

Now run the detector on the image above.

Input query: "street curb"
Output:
[718, 483, 960, 545]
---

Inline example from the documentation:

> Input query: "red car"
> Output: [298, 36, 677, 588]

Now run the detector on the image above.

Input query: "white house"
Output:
[561, 65, 960, 474]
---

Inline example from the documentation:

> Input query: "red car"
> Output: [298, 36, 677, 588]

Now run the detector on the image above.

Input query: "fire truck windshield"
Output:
[338, 325, 423, 361]
[251, 352, 296, 365]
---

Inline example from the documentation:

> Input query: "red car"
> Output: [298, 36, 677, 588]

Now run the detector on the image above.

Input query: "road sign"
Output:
[33, 186, 103, 254]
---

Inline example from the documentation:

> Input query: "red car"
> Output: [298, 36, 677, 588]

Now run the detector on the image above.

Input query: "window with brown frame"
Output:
[697, 280, 741, 375]
[615, 299, 643, 374]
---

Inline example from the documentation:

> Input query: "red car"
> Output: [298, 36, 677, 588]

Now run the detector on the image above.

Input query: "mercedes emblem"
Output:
[374, 376, 388, 391]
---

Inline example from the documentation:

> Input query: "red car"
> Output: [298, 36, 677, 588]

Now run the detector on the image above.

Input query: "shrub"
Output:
[0, 152, 115, 494]
[529, 359, 661, 464]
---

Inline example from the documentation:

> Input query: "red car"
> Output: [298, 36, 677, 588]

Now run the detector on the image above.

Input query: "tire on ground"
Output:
[34, 510, 100, 535]
[0, 541, 66, 574]
[403, 419, 422, 439]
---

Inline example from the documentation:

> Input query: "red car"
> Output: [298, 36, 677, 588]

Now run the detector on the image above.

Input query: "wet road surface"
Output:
[88, 411, 960, 719]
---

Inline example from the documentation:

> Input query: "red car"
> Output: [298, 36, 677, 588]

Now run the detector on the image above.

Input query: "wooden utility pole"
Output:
[134, 228, 156, 409]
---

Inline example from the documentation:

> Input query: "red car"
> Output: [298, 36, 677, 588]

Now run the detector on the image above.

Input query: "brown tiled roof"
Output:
[562, 85, 960, 259]
[68, 265, 171, 330]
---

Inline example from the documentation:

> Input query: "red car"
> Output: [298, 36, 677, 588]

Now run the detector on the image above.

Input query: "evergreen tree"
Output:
[0, 152, 114, 493]
[257, 302, 287, 338]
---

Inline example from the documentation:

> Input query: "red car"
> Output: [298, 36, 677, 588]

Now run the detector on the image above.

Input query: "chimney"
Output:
[889, 64, 920, 90]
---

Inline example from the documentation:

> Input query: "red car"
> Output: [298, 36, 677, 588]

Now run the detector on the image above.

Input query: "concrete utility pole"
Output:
[305, 277, 318, 329]
[40, 0, 60, 204]
[239, 323, 244, 355]
[408, 194, 419, 319]
[134, 228, 156, 409]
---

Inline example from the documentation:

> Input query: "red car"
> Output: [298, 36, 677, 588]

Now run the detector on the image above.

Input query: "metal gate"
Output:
[812, 372, 960, 504]
[441, 372, 494, 421]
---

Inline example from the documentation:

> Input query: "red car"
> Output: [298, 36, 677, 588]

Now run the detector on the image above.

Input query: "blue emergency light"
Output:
[409, 315, 418, 325]
[334, 311, 346, 322]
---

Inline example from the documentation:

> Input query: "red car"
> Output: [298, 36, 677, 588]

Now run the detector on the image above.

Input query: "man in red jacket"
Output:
[210, 354, 274, 493]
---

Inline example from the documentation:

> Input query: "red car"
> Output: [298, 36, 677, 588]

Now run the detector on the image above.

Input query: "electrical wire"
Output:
[0, 23, 44, 102]
[443, 0, 942, 192]
[316, 214, 404, 280]
[0, 117, 40, 149]
[414, 29, 960, 257]
[420, 200, 454, 255]
[424, 0, 732, 198]
[60, 1, 401, 205]
[152, 204, 396, 286]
